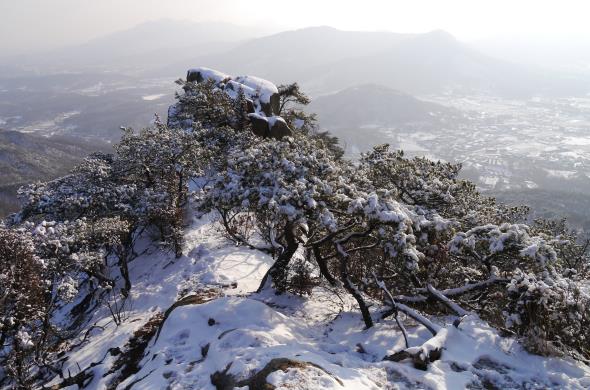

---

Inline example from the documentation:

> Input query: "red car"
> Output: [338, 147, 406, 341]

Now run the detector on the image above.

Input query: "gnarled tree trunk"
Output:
[257, 222, 299, 293]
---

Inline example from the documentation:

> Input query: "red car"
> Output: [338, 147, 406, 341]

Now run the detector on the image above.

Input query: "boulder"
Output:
[179, 67, 292, 139]
[246, 99, 256, 114]
[186, 67, 280, 115]
[186, 67, 230, 84]
[268, 117, 293, 139]
[248, 114, 269, 138]
[270, 93, 281, 116]
[260, 96, 281, 117]
[186, 69, 202, 83]
[247, 114, 293, 139]
[259, 102, 272, 117]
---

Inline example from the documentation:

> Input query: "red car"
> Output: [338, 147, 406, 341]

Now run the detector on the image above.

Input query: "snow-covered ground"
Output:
[48, 212, 590, 389]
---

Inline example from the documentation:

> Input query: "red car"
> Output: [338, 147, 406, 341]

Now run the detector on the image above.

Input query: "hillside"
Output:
[42, 212, 590, 390]
[307, 84, 463, 156]
[301, 30, 540, 96]
[309, 84, 451, 129]
[0, 130, 109, 215]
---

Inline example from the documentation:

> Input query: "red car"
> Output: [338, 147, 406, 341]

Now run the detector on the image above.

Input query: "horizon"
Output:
[2, 0, 590, 56]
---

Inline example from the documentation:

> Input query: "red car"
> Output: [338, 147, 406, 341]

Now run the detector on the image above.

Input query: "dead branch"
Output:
[426, 284, 470, 317]
[219, 209, 273, 255]
[393, 275, 508, 304]
[394, 303, 440, 336]
[372, 272, 409, 348]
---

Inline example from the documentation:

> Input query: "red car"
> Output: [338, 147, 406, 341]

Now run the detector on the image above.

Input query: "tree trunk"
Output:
[312, 245, 337, 286]
[337, 244, 373, 328]
[257, 223, 299, 293]
[119, 255, 131, 297]
[342, 274, 373, 329]
[117, 236, 133, 297]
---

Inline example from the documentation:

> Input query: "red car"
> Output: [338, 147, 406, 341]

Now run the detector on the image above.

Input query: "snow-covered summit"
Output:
[169, 67, 292, 139]
[186, 67, 280, 115]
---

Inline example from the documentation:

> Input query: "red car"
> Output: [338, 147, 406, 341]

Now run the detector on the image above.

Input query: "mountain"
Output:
[160, 26, 415, 83]
[68, 23, 590, 98]
[1, 19, 269, 74]
[38, 213, 590, 390]
[171, 27, 590, 97]
[307, 83, 462, 157]
[305, 30, 496, 95]
[0, 130, 108, 215]
[309, 83, 453, 129]
[4, 25, 589, 96]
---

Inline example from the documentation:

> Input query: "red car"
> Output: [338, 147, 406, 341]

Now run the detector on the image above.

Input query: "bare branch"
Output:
[395, 303, 440, 336]
[305, 221, 357, 247]
[393, 275, 508, 304]
[426, 284, 470, 317]
[372, 272, 409, 348]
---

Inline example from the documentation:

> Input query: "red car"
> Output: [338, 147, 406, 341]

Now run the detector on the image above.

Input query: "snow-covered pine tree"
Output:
[180, 79, 588, 362]
[1, 69, 589, 388]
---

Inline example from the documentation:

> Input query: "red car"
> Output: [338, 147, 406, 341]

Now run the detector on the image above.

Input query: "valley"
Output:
[321, 92, 590, 230]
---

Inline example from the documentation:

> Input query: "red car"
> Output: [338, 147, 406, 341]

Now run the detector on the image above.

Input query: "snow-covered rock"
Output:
[186, 67, 280, 116]
[171, 67, 292, 139]
[248, 112, 293, 139]
[186, 67, 230, 84]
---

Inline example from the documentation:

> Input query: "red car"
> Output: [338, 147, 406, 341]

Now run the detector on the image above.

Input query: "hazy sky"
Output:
[1, 0, 589, 55]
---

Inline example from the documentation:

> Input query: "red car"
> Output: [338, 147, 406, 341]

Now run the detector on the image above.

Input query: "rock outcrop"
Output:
[171, 67, 291, 139]
[247, 113, 293, 139]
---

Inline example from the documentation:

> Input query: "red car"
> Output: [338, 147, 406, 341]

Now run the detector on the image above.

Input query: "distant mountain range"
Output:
[3, 21, 589, 97]
[159, 26, 414, 84]
[159, 26, 590, 97]
[0, 20, 270, 73]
